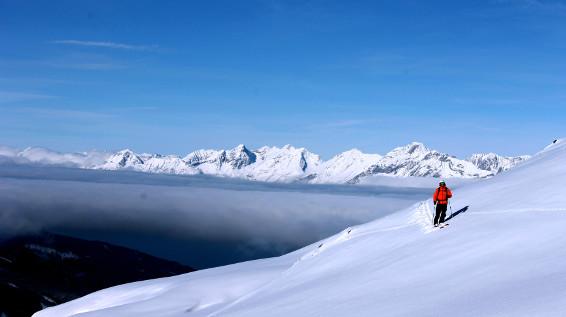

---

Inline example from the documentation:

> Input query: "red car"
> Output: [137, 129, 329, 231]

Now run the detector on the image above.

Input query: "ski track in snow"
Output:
[211, 201, 566, 314]
[409, 202, 436, 233]
[43, 201, 566, 317]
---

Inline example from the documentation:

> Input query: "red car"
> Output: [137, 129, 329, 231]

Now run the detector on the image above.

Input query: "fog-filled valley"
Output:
[0, 162, 437, 268]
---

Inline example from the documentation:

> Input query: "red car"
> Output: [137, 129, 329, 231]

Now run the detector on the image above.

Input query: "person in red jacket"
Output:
[433, 180, 452, 226]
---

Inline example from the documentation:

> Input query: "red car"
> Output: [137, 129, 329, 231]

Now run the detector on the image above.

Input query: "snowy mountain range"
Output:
[0, 143, 530, 184]
[33, 140, 566, 317]
[468, 152, 531, 174]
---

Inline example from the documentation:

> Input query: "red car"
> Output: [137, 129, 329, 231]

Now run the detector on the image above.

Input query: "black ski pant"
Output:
[434, 203, 448, 225]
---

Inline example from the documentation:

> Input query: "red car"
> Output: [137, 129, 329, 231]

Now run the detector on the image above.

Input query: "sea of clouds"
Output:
[0, 160, 430, 268]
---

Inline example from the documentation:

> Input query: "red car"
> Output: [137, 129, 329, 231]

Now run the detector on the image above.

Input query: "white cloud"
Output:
[0, 91, 56, 103]
[52, 40, 157, 51]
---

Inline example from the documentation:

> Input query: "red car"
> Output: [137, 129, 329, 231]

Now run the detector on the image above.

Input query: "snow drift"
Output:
[34, 139, 566, 316]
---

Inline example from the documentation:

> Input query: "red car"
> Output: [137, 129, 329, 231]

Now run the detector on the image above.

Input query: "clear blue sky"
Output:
[1, 0, 565, 158]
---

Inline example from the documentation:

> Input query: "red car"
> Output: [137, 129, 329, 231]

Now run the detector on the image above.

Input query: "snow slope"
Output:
[34, 139, 566, 317]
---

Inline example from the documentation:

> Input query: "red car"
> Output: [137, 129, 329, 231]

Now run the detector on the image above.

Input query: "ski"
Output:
[433, 223, 449, 229]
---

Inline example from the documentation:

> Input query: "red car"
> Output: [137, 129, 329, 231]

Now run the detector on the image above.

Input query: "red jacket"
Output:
[433, 186, 452, 205]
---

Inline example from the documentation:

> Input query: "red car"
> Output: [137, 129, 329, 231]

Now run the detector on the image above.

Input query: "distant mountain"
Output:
[183, 144, 257, 176]
[247, 145, 321, 182]
[309, 149, 382, 184]
[100, 149, 198, 175]
[0, 143, 530, 184]
[350, 142, 492, 182]
[468, 153, 531, 174]
[0, 233, 194, 317]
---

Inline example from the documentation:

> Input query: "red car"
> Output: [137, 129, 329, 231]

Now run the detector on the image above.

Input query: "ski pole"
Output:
[438, 201, 442, 226]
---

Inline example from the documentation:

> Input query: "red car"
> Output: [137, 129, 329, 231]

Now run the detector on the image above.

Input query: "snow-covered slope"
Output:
[1, 143, 530, 183]
[34, 139, 566, 317]
[468, 152, 531, 174]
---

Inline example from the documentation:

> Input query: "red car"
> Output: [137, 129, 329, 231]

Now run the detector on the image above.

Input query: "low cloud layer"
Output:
[0, 163, 428, 268]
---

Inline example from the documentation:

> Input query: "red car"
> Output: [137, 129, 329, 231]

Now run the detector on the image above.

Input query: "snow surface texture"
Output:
[0, 142, 529, 184]
[34, 139, 566, 317]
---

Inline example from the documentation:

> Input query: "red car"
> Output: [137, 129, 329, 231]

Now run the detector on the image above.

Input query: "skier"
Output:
[433, 180, 452, 227]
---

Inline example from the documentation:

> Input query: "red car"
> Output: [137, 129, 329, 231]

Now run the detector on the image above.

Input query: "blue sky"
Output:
[1, 0, 565, 158]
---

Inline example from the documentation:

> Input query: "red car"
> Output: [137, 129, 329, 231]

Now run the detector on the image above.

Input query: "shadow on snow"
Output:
[445, 206, 469, 222]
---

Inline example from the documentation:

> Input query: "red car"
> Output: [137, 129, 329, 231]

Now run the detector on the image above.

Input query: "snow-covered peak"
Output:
[225, 144, 256, 169]
[329, 149, 382, 162]
[99, 149, 144, 169]
[183, 149, 223, 166]
[95, 149, 199, 175]
[250, 145, 322, 182]
[468, 152, 530, 174]
[182, 145, 256, 174]
[384, 142, 434, 158]
[335, 148, 375, 157]
[355, 142, 491, 180]
[114, 149, 139, 157]
[310, 149, 382, 184]
[341, 148, 363, 155]
[141, 154, 198, 175]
